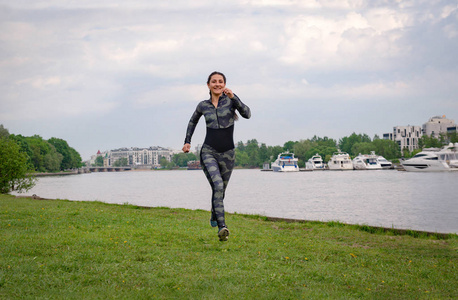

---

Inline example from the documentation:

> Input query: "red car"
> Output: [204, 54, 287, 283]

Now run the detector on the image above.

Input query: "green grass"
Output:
[1, 194, 457, 299]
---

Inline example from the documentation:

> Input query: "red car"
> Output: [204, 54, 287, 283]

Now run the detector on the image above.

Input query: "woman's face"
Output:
[207, 74, 226, 96]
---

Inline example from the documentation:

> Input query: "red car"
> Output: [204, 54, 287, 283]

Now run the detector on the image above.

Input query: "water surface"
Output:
[13, 169, 458, 233]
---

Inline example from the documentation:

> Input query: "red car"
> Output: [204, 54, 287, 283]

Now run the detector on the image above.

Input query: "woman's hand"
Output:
[223, 88, 234, 99]
[182, 143, 191, 153]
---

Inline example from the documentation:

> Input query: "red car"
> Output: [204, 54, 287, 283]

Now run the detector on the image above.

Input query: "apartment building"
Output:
[383, 115, 456, 152]
[422, 115, 455, 138]
[383, 125, 422, 153]
[91, 146, 173, 168]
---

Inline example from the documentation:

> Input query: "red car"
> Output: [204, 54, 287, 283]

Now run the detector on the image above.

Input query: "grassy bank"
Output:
[1, 194, 457, 299]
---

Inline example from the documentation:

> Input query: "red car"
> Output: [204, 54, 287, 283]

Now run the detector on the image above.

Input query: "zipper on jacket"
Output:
[214, 104, 220, 128]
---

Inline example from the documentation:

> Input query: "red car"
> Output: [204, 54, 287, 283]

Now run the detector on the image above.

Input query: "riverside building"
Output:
[422, 115, 456, 139]
[91, 146, 173, 168]
[383, 125, 422, 153]
[383, 115, 456, 152]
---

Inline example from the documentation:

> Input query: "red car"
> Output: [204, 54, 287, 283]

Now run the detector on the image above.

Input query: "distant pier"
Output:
[86, 167, 132, 173]
[31, 167, 132, 177]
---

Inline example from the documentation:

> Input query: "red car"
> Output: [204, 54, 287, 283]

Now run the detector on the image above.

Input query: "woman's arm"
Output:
[183, 103, 202, 150]
[231, 94, 251, 119]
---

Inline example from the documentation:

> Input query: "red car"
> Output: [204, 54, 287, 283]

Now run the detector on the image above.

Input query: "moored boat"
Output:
[377, 156, 393, 169]
[401, 143, 458, 172]
[305, 153, 325, 170]
[271, 152, 299, 172]
[352, 151, 383, 170]
[327, 150, 353, 170]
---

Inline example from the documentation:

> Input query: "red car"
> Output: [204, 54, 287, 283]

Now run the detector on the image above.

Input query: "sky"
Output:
[1, 0, 457, 160]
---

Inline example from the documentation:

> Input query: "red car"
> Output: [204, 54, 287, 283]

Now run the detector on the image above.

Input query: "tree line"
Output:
[171, 132, 458, 169]
[233, 134, 401, 168]
[1, 124, 84, 193]
[1, 125, 82, 173]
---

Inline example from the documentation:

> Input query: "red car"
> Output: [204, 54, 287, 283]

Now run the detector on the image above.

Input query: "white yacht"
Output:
[327, 150, 353, 170]
[352, 151, 383, 170]
[305, 153, 325, 170]
[401, 143, 458, 172]
[271, 152, 299, 172]
[377, 156, 393, 169]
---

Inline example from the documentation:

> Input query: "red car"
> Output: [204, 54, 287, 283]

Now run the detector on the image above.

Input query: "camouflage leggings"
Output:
[200, 144, 235, 228]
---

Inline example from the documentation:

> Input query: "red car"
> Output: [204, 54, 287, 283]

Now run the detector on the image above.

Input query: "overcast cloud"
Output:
[1, 0, 457, 160]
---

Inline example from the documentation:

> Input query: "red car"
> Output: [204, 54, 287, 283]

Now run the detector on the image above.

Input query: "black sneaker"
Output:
[218, 227, 229, 241]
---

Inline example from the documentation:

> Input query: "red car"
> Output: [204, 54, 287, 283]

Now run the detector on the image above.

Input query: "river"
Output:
[12, 169, 458, 234]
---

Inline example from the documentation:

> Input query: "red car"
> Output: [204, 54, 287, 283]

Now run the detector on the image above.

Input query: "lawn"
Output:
[1, 194, 456, 299]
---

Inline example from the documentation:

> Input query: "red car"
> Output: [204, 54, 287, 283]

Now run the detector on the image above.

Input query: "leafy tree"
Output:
[305, 146, 337, 163]
[0, 125, 9, 139]
[159, 156, 175, 169]
[237, 141, 246, 151]
[235, 139, 262, 168]
[48, 138, 71, 169]
[10, 135, 33, 165]
[268, 145, 284, 162]
[372, 139, 400, 160]
[411, 148, 423, 157]
[258, 143, 269, 164]
[306, 136, 338, 162]
[246, 139, 260, 167]
[403, 147, 423, 158]
[402, 147, 411, 158]
[283, 140, 298, 152]
[310, 135, 336, 147]
[351, 139, 400, 160]
[0, 136, 36, 193]
[48, 137, 82, 170]
[447, 132, 457, 143]
[113, 157, 129, 167]
[235, 148, 250, 167]
[290, 136, 337, 165]
[44, 152, 63, 171]
[69, 147, 82, 169]
[94, 156, 104, 167]
[418, 134, 443, 149]
[22, 135, 62, 172]
[120, 157, 129, 166]
[316, 146, 336, 163]
[339, 133, 371, 156]
[351, 142, 374, 157]
[293, 140, 312, 163]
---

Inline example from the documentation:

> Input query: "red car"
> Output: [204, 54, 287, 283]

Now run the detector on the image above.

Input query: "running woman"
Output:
[182, 71, 251, 241]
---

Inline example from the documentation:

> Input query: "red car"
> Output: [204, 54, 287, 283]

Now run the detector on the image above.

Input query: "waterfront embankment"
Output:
[32, 170, 80, 177]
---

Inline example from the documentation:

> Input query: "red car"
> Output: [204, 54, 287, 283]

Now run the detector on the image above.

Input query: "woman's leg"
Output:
[200, 148, 226, 228]
[200, 147, 235, 229]
[200, 155, 217, 227]
[218, 148, 235, 198]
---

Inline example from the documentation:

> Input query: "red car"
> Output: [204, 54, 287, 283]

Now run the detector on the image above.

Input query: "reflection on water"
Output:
[12, 169, 458, 233]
